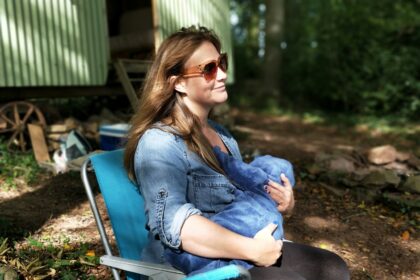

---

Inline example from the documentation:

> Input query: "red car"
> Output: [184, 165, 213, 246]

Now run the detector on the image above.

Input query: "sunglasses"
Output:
[182, 53, 228, 81]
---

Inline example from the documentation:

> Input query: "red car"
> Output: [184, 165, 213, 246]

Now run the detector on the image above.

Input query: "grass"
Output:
[0, 137, 103, 279]
[0, 137, 42, 190]
[0, 236, 100, 279]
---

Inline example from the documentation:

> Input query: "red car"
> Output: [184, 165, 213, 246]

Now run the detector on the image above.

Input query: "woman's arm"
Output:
[180, 214, 283, 267]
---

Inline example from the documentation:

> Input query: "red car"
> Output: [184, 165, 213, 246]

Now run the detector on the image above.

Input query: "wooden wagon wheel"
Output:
[0, 101, 47, 151]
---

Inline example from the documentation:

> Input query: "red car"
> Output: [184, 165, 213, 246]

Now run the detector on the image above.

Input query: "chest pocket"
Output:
[191, 173, 236, 213]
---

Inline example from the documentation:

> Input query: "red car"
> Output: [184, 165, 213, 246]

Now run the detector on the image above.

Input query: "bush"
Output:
[282, 0, 420, 120]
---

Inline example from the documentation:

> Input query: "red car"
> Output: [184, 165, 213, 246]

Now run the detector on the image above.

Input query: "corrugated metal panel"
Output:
[153, 0, 234, 83]
[0, 0, 109, 87]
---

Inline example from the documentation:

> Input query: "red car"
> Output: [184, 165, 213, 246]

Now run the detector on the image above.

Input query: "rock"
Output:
[362, 169, 400, 188]
[367, 145, 398, 165]
[319, 182, 347, 196]
[340, 176, 361, 188]
[382, 192, 420, 210]
[329, 157, 356, 173]
[351, 169, 371, 181]
[306, 163, 324, 175]
[314, 153, 356, 173]
[0, 265, 19, 280]
[352, 187, 381, 202]
[396, 151, 410, 162]
[407, 155, 420, 171]
[382, 162, 410, 174]
[400, 175, 420, 194]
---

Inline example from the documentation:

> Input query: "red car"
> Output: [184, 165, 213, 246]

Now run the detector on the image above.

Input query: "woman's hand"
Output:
[250, 223, 283, 267]
[267, 174, 295, 214]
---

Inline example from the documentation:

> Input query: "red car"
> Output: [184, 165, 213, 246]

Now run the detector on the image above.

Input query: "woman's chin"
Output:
[213, 90, 228, 103]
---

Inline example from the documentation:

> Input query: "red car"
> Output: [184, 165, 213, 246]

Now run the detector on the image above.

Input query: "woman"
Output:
[124, 26, 350, 280]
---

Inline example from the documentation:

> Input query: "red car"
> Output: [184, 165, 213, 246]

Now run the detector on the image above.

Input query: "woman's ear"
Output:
[170, 76, 187, 94]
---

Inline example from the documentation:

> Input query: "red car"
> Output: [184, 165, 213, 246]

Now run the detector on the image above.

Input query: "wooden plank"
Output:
[114, 59, 138, 110]
[28, 123, 51, 163]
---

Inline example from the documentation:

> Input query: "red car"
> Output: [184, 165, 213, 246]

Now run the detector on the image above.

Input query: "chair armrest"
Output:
[101, 255, 251, 280]
[100, 255, 185, 279]
[185, 264, 251, 280]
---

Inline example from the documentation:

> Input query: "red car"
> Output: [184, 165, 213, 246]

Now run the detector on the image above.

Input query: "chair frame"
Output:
[81, 154, 251, 280]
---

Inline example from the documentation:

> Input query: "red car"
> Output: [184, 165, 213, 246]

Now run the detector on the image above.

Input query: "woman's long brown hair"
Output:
[124, 26, 225, 181]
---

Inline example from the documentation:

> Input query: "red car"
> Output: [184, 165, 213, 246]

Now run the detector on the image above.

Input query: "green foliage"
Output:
[282, 0, 420, 120]
[230, 0, 265, 80]
[231, 0, 420, 120]
[0, 236, 100, 279]
[0, 137, 40, 190]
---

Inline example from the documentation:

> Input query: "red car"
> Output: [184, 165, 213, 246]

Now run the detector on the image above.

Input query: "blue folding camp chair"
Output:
[81, 149, 251, 280]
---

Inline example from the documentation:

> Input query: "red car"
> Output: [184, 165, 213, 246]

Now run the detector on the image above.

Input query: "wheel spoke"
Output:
[19, 131, 26, 151]
[0, 128, 18, 133]
[0, 112, 16, 126]
[14, 104, 21, 126]
[7, 129, 20, 151]
[21, 106, 34, 124]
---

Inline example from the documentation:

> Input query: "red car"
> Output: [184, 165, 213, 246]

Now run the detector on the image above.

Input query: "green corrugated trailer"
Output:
[0, 0, 233, 91]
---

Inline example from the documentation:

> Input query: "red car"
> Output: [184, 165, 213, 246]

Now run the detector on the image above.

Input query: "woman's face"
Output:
[178, 41, 228, 116]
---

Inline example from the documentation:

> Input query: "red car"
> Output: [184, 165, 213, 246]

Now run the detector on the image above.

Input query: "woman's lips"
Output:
[214, 85, 226, 91]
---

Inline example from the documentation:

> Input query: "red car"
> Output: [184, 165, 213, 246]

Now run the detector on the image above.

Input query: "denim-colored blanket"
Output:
[165, 146, 295, 275]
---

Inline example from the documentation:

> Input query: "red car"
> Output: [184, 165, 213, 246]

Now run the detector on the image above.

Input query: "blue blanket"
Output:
[165, 147, 295, 275]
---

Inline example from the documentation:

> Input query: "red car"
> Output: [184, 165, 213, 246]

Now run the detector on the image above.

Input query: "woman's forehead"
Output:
[184, 42, 219, 68]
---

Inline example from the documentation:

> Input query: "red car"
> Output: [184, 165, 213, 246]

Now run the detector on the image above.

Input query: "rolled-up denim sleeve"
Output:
[134, 129, 201, 249]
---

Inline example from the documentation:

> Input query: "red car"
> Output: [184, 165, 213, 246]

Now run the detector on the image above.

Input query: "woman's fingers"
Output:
[266, 173, 295, 213]
[252, 223, 283, 266]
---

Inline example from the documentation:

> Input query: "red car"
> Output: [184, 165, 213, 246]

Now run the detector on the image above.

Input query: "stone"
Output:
[396, 151, 410, 162]
[400, 175, 420, 194]
[382, 192, 420, 209]
[407, 156, 420, 171]
[352, 187, 381, 202]
[362, 169, 401, 188]
[383, 162, 410, 173]
[329, 157, 356, 173]
[319, 182, 347, 197]
[306, 163, 324, 175]
[367, 145, 398, 165]
[351, 169, 371, 181]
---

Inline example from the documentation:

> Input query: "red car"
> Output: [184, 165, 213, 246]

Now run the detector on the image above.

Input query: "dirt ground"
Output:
[1, 110, 419, 279]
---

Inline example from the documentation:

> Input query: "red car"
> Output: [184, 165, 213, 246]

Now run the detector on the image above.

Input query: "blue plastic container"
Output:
[99, 124, 131, 151]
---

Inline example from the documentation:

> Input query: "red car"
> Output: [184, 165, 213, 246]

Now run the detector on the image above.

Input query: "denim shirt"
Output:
[134, 120, 243, 264]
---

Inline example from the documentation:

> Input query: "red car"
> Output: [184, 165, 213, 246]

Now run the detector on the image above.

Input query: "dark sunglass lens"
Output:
[203, 62, 217, 79]
[220, 54, 228, 71]
[203, 61, 217, 74]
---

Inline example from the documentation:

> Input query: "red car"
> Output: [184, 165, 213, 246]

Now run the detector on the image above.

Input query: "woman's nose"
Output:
[216, 66, 227, 80]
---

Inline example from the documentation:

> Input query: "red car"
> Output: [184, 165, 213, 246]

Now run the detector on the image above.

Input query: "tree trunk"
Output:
[263, 0, 285, 99]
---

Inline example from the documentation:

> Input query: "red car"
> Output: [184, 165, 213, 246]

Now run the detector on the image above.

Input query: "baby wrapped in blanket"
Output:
[165, 146, 295, 275]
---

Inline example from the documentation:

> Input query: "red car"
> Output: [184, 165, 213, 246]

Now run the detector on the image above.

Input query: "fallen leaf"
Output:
[401, 231, 410, 241]
[319, 243, 329, 250]
[85, 250, 95, 257]
[63, 244, 73, 251]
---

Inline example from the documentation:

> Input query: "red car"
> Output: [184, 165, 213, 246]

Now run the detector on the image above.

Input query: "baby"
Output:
[165, 146, 295, 275]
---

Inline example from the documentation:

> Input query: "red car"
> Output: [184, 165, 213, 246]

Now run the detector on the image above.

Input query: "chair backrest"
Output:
[90, 149, 148, 261]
